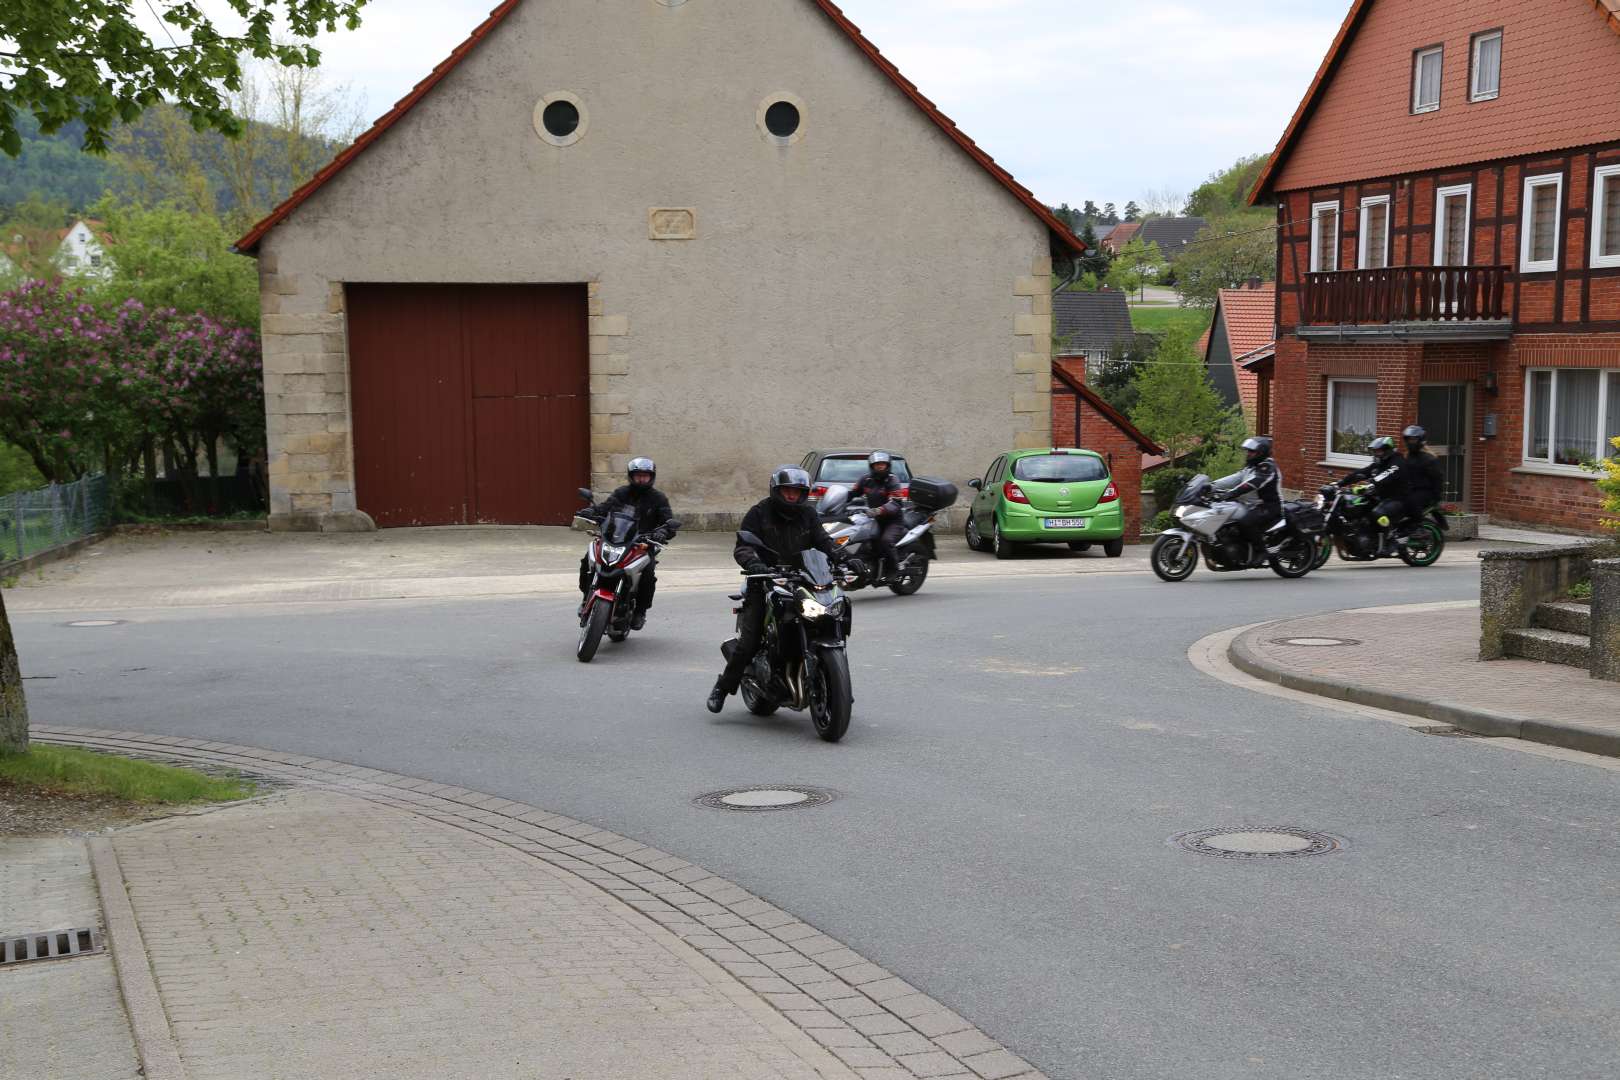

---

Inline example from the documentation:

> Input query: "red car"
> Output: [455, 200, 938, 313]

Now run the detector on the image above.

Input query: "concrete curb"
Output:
[40, 726, 1047, 1080]
[0, 531, 110, 578]
[1228, 623, 1620, 758]
[88, 837, 189, 1080]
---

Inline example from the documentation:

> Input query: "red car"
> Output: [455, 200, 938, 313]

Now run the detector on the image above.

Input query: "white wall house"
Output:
[53, 220, 112, 280]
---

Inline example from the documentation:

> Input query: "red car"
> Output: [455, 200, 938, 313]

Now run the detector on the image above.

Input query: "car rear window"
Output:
[1012, 454, 1107, 483]
[816, 456, 911, 483]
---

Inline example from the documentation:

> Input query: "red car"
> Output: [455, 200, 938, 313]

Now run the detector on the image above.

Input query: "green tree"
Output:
[1187, 153, 1270, 218]
[93, 199, 260, 325]
[1123, 201, 1142, 222]
[1106, 237, 1166, 300]
[0, 0, 369, 156]
[1090, 335, 1152, 416]
[0, 441, 45, 495]
[1130, 326, 1233, 465]
[1081, 200, 1100, 224]
[1172, 210, 1276, 309]
[1101, 202, 1120, 225]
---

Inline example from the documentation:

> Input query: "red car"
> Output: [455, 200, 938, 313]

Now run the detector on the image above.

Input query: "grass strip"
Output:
[0, 745, 254, 804]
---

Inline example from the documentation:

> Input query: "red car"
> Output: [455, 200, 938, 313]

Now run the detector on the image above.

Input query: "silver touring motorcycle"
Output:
[814, 478, 958, 595]
[1150, 473, 1322, 582]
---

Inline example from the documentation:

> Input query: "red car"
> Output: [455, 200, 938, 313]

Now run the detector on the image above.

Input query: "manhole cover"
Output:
[65, 620, 122, 628]
[1, 927, 104, 966]
[696, 786, 835, 812]
[1271, 636, 1360, 647]
[1172, 827, 1342, 859]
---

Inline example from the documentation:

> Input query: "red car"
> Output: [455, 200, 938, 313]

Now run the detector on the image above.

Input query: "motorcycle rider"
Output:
[848, 451, 905, 579]
[1339, 436, 1410, 550]
[707, 466, 844, 714]
[1400, 425, 1445, 532]
[578, 457, 677, 630]
[1214, 436, 1283, 564]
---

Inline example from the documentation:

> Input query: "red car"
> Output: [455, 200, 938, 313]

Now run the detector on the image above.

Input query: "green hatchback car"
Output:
[965, 448, 1125, 559]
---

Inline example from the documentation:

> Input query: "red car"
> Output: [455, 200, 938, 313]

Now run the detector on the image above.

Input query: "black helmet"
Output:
[627, 457, 656, 487]
[769, 466, 812, 512]
[1402, 425, 1427, 451]
[1241, 435, 1273, 463]
[868, 450, 893, 476]
[1368, 435, 1398, 460]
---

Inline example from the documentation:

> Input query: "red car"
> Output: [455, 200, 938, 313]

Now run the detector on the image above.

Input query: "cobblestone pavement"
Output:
[35, 726, 1048, 1080]
[0, 837, 141, 1080]
[1232, 603, 1620, 753]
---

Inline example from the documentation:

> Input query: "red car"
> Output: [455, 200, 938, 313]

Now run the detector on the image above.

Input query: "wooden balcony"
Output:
[1303, 266, 1511, 329]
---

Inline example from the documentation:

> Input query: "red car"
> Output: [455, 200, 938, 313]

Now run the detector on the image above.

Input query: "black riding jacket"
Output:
[734, 499, 839, 569]
[597, 484, 676, 535]
[849, 472, 903, 519]
[1343, 456, 1408, 498]
[1402, 450, 1444, 505]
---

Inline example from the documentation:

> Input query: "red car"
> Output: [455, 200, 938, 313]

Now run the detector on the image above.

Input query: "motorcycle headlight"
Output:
[800, 597, 829, 620]
[1314, 494, 1325, 509]
[1173, 505, 1190, 521]
[601, 544, 625, 563]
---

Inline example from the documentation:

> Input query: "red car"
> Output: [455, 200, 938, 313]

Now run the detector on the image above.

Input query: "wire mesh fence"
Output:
[0, 475, 111, 567]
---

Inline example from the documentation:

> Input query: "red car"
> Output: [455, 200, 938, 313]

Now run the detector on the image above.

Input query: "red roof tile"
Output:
[236, 0, 1085, 255]
[1215, 283, 1275, 358]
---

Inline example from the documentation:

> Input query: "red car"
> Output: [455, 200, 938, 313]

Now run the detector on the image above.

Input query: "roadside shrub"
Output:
[1149, 469, 1194, 510]
[1149, 509, 1174, 533]
[1595, 436, 1620, 534]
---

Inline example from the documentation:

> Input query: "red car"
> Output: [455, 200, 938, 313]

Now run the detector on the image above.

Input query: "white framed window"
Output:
[1413, 46, 1443, 113]
[1520, 173, 1563, 274]
[1311, 201, 1340, 273]
[1470, 30, 1502, 102]
[1358, 195, 1392, 269]
[1523, 368, 1620, 472]
[1434, 184, 1472, 266]
[1327, 379, 1378, 465]
[1591, 164, 1620, 269]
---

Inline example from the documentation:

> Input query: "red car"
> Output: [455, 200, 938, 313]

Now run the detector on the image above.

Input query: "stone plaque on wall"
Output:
[648, 208, 697, 241]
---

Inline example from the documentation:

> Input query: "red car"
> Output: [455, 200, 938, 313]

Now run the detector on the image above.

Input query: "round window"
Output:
[542, 100, 580, 138]
[764, 101, 800, 138]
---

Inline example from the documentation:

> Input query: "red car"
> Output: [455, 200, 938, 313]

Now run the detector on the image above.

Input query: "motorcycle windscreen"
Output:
[1010, 454, 1110, 511]
[1176, 473, 1214, 505]
[602, 511, 638, 545]
[795, 549, 836, 587]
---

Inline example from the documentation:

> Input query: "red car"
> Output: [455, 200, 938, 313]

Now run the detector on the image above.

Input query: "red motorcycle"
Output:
[574, 487, 677, 662]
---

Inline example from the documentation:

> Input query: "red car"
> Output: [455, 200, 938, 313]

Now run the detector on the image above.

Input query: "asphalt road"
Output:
[13, 557, 1620, 1080]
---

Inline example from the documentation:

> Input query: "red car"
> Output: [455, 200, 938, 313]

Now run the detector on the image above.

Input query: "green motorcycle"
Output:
[1312, 482, 1446, 569]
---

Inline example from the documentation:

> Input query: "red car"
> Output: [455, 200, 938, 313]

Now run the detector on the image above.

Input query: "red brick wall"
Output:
[1051, 365, 1147, 540]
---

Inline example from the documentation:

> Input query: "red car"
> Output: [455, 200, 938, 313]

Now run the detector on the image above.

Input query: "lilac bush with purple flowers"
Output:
[0, 279, 264, 508]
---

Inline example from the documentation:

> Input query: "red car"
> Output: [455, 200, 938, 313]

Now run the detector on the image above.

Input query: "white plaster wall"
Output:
[258, 0, 1053, 515]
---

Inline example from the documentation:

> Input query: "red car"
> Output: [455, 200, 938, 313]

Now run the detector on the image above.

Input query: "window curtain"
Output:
[1474, 35, 1501, 96]
[1530, 184, 1558, 263]
[1331, 382, 1376, 455]
[1553, 370, 1599, 464]
[1442, 195, 1468, 265]
[1604, 176, 1620, 259]
[1607, 372, 1620, 459]
[1529, 371, 1552, 458]
[1365, 205, 1388, 269]
[1316, 209, 1338, 272]
[1417, 52, 1441, 108]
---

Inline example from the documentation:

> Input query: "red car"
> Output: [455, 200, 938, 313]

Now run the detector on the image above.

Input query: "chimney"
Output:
[1245, 277, 1263, 290]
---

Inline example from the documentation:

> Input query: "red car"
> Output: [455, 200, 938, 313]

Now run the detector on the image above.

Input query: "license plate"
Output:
[1043, 518, 1086, 529]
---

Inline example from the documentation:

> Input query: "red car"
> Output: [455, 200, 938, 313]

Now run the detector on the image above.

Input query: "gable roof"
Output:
[1135, 216, 1207, 261]
[1053, 289, 1133, 355]
[1251, 0, 1620, 203]
[1050, 362, 1164, 455]
[1102, 220, 1140, 250]
[1212, 282, 1275, 358]
[235, 0, 1086, 255]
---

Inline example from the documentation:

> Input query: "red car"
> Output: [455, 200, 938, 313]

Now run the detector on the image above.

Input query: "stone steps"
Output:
[1534, 600, 1592, 636]
[1502, 626, 1591, 668]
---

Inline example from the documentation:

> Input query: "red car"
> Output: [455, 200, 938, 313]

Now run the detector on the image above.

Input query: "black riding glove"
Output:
[745, 561, 771, 577]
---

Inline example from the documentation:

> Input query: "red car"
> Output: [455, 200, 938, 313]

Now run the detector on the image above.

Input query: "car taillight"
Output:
[1098, 482, 1119, 504]
[810, 485, 827, 501]
[895, 485, 909, 499]
[1003, 481, 1029, 504]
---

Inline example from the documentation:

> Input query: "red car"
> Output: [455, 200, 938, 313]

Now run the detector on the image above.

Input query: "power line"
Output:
[144, 0, 182, 49]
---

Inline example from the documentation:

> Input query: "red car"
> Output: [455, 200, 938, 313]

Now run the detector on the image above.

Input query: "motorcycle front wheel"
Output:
[740, 675, 779, 717]
[1268, 536, 1317, 579]
[810, 651, 852, 742]
[888, 557, 928, 596]
[1312, 536, 1333, 570]
[576, 601, 611, 662]
[1150, 534, 1198, 582]
[1398, 522, 1445, 567]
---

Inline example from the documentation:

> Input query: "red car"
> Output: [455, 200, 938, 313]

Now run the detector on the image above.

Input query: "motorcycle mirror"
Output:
[737, 530, 767, 548]
[666, 519, 682, 531]
[967, 478, 982, 490]
[577, 487, 593, 502]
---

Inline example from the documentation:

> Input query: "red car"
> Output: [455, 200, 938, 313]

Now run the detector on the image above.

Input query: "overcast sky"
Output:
[207, 0, 1353, 210]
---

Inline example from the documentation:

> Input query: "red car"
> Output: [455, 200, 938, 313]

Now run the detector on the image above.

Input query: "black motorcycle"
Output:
[1150, 473, 1323, 582]
[721, 533, 854, 742]
[1310, 482, 1446, 569]
[575, 488, 678, 662]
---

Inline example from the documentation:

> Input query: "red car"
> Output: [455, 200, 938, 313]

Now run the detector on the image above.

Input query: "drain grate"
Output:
[1412, 725, 1494, 739]
[1172, 827, 1342, 860]
[695, 785, 835, 812]
[1, 927, 105, 967]
[1270, 636, 1361, 647]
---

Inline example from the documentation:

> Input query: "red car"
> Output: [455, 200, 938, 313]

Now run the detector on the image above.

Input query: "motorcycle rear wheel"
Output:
[1398, 522, 1445, 567]
[576, 601, 611, 662]
[1268, 537, 1316, 579]
[1150, 534, 1198, 582]
[810, 651, 852, 742]
[888, 558, 928, 596]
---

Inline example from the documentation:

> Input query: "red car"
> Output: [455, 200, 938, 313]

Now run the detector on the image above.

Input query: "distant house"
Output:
[1135, 216, 1208, 264]
[1201, 281, 1276, 422]
[1101, 220, 1141, 255]
[1053, 288, 1135, 365]
[52, 220, 111, 280]
[1093, 223, 1118, 243]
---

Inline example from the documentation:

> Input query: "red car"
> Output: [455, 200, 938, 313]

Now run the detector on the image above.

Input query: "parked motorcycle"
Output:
[721, 534, 855, 742]
[574, 487, 678, 662]
[1310, 482, 1446, 569]
[816, 478, 958, 596]
[1150, 473, 1322, 582]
